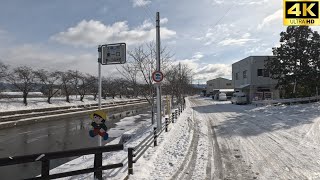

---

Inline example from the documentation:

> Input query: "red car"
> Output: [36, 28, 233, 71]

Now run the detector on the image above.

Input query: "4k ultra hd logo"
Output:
[284, 0, 320, 26]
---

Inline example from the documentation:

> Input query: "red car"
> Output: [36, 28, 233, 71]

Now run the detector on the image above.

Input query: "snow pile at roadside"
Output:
[0, 96, 136, 112]
[129, 99, 194, 180]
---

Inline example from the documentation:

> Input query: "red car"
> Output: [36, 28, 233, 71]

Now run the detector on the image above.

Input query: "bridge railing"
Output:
[0, 144, 124, 180]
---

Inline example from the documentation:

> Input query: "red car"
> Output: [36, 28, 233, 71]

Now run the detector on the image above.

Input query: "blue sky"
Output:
[0, 0, 319, 83]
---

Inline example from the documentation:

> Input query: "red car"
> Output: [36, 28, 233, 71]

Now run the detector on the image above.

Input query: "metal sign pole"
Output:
[156, 12, 161, 132]
[98, 53, 102, 146]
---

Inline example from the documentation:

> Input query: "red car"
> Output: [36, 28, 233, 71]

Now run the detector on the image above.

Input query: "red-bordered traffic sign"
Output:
[152, 71, 164, 82]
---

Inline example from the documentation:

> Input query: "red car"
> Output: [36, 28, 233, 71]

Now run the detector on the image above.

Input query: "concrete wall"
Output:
[250, 56, 278, 86]
[232, 56, 252, 88]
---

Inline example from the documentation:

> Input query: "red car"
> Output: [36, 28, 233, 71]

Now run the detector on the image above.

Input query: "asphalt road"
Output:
[0, 107, 151, 180]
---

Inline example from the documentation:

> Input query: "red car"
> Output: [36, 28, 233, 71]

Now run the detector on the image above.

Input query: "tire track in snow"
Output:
[207, 116, 223, 180]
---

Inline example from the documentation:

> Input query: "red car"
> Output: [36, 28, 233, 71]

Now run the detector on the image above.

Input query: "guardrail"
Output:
[0, 99, 148, 123]
[0, 144, 124, 180]
[252, 95, 320, 106]
[0, 99, 147, 117]
[127, 103, 185, 175]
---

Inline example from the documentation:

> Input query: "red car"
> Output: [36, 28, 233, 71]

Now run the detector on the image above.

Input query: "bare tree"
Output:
[165, 63, 193, 104]
[88, 75, 98, 101]
[60, 71, 74, 103]
[6, 66, 36, 105]
[70, 71, 95, 102]
[117, 42, 173, 103]
[101, 77, 118, 99]
[117, 62, 140, 97]
[0, 62, 8, 95]
[34, 69, 61, 104]
[0, 61, 8, 81]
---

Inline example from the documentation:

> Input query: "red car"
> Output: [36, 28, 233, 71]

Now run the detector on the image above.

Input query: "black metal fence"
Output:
[0, 102, 187, 179]
[0, 144, 124, 180]
[127, 103, 185, 175]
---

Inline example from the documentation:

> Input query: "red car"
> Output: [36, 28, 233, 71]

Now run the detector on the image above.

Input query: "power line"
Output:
[135, 0, 156, 25]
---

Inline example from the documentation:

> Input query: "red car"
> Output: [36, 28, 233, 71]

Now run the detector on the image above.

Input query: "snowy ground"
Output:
[0, 96, 135, 112]
[131, 97, 320, 180]
[49, 97, 320, 180]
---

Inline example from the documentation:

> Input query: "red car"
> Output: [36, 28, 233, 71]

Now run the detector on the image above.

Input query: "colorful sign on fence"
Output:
[89, 110, 109, 140]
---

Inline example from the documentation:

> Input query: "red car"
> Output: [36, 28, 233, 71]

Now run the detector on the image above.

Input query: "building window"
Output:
[257, 69, 263, 76]
[235, 73, 239, 80]
[243, 70, 247, 79]
[263, 69, 269, 77]
[257, 69, 269, 77]
[226, 83, 231, 86]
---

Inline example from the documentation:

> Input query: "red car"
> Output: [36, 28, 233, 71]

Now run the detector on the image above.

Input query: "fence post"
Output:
[153, 127, 157, 146]
[41, 159, 50, 180]
[175, 110, 178, 120]
[172, 113, 175, 123]
[128, 148, 134, 175]
[165, 118, 168, 132]
[94, 153, 103, 180]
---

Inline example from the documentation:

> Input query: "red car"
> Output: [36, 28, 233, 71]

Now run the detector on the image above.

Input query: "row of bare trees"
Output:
[0, 42, 196, 106]
[0, 62, 134, 106]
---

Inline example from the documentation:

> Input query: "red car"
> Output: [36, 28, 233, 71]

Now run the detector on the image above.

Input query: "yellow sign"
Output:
[283, 0, 320, 26]
[89, 110, 107, 121]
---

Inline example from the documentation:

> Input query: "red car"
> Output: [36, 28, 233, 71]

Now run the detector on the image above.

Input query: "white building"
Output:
[206, 77, 233, 96]
[232, 56, 279, 102]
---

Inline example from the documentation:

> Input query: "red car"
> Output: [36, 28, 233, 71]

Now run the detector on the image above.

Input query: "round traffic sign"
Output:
[152, 71, 164, 82]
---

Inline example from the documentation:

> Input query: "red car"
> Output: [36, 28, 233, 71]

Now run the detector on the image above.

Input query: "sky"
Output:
[0, 0, 319, 83]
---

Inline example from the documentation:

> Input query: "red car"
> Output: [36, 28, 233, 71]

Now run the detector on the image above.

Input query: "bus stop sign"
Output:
[98, 43, 126, 65]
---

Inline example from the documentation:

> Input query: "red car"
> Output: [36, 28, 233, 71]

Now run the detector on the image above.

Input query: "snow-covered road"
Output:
[190, 97, 320, 180]
[46, 96, 320, 180]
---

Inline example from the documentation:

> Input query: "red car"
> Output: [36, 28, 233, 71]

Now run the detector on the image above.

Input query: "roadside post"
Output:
[97, 43, 126, 147]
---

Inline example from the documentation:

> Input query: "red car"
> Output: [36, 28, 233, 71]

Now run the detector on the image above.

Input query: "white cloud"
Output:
[174, 52, 231, 82]
[197, 24, 235, 46]
[0, 45, 119, 77]
[51, 20, 176, 47]
[258, 9, 282, 29]
[192, 52, 204, 59]
[219, 38, 259, 46]
[211, 0, 268, 5]
[132, 0, 151, 7]
[160, 18, 168, 24]
[194, 64, 232, 81]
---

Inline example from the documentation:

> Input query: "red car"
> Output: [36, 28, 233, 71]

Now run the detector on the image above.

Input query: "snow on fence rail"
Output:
[252, 96, 320, 106]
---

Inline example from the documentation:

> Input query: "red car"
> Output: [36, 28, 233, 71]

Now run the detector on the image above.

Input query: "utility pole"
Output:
[156, 12, 161, 131]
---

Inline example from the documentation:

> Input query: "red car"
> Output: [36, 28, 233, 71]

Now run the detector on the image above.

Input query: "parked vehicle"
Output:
[218, 93, 227, 101]
[231, 92, 248, 104]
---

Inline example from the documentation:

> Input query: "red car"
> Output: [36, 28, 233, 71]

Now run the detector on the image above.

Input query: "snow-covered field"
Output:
[48, 97, 320, 180]
[0, 96, 135, 112]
